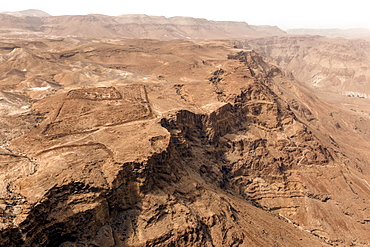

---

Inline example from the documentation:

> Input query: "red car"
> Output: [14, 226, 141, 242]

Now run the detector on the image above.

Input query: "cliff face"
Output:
[1, 38, 370, 246]
[237, 36, 370, 173]
[0, 13, 285, 40]
[238, 36, 370, 97]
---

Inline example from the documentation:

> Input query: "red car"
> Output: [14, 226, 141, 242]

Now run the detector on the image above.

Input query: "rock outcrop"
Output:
[1, 38, 370, 246]
[237, 36, 370, 96]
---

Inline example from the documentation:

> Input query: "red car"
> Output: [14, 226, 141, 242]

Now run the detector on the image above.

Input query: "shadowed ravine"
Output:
[1, 36, 370, 246]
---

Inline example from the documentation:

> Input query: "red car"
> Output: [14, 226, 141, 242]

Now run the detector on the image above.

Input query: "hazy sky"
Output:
[1, 0, 369, 30]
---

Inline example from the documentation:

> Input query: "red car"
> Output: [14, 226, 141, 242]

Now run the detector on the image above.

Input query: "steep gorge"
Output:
[238, 36, 370, 97]
[1, 39, 370, 246]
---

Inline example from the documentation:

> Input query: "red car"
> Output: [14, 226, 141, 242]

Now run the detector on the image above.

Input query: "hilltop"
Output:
[1, 9, 51, 17]
[0, 11, 285, 39]
[1, 11, 370, 247]
[0, 37, 369, 246]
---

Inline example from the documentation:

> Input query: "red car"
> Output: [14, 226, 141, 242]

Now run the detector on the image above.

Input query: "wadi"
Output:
[1, 10, 370, 247]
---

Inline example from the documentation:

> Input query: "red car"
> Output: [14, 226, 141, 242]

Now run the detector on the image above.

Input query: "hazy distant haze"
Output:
[1, 0, 369, 30]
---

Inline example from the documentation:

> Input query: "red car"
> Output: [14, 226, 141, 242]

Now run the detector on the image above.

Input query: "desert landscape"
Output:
[1, 9, 370, 247]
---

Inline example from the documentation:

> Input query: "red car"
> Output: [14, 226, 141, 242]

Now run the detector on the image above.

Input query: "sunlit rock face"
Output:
[0, 12, 285, 40]
[238, 36, 370, 96]
[0, 35, 370, 247]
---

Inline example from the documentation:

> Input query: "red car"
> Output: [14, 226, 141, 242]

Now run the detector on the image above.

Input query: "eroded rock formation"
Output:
[0, 38, 370, 246]
[0, 12, 285, 40]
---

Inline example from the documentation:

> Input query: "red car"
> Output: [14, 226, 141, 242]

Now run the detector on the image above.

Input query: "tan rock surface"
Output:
[0, 13, 285, 40]
[0, 37, 370, 247]
[239, 36, 370, 97]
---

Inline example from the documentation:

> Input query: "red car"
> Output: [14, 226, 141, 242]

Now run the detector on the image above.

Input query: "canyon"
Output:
[1, 11, 370, 247]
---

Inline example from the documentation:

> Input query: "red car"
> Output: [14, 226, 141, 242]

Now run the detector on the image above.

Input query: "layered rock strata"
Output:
[0, 39, 370, 246]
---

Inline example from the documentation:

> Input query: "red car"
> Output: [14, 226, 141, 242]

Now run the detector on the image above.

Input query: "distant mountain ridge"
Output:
[0, 10, 286, 39]
[1, 9, 51, 17]
[287, 28, 370, 39]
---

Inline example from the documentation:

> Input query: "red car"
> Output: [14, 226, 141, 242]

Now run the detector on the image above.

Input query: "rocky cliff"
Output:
[237, 36, 370, 97]
[1, 38, 370, 246]
[0, 12, 285, 40]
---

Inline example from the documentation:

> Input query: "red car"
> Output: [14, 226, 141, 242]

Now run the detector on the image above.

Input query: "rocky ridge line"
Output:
[0, 39, 370, 246]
